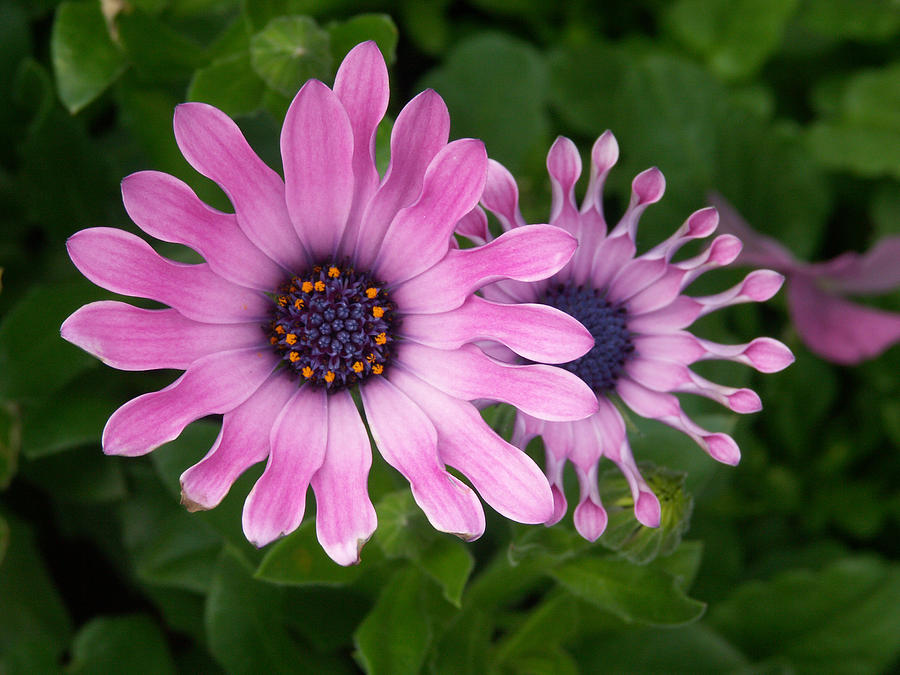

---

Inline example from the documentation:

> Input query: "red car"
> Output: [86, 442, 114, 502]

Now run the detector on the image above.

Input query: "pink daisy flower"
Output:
[466, 132, 794, 541]
[60, 42, 598, 565]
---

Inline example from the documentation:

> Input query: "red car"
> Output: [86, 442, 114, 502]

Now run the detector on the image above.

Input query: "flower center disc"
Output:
[267, 262, 396, 391]
[541, 284, 634, 393]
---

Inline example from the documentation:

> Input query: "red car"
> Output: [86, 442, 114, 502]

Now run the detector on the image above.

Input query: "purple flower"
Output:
[710, 193, 900, 365]
[60, 43, 598, 565]
[468, 132, 794, 541]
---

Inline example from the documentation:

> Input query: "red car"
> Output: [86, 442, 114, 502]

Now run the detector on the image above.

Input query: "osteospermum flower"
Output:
[60, 42, 599, 565]
[464, 132, 794, 540]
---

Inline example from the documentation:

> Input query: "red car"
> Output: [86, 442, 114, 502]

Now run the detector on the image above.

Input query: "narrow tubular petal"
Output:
[179, 374, 297, 511]
[399, 296, 594, 364]
[242, 387, 328, 547]
[390, 369, 554, 524]
[375, 138, 487, 285]
[311, 390, 377, 566]
[482, 159, 526, 230]
[707, 192, 797, 271]
[580, 130, 618, 216]
[573, 464, 607, 541]
[392, 225, 577, 314]
[66, 228, 269, 324]
[609, 167, 666, 240]
[788, 276, 900, 364]
[397, 343, 598, 422]
[617, 377, 741, 465]
[121, 171, 284, 291]
[61, 301, 263, 371]
[626, 358, 761, 413]
[172, 103, 305, 270]
[643, 207, 719, 262]
[354, 89, 450, 267]
[695, 270, 784, 316]
[102, 348, 277, 457]
[547, 136, 582, 235]
[361, 376, 485, 540]
[334, 41, 389, 254]
[627, 296, 703, 333]
[674, 234, 742, 291]
[282, 79, 355, 260]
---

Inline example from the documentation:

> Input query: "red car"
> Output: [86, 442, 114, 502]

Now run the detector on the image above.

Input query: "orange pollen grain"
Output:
[301, 366, 313, 378]
[372, 306, 385, 318]
[314, 281, 326, 292]
[375, 332, 387, 345]
[288, 351, 301, 363]
[328, 266, 340, 278]
[324, 371, 336, 383]
[285, 333, 297, 345]
[275, 325, 285, 334]
[365, 287, 378, 299]
[366, 353, 376, 362]
[372, 364, 384, 375]
[294, 298, 303, 309]
[277, 296, 288, 306]
[301, 281, 314, 293]
[352, 361, 364, 373]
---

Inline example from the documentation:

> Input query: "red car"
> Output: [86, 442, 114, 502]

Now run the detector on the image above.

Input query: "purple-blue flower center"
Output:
[266, 262, 396, 391]
[541, 284, 634, 393]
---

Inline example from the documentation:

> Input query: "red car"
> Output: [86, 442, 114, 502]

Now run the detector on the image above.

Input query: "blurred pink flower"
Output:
[461, 132, 793, 540]
[710, 193, 900, 365]
[61, 42, 599, 565]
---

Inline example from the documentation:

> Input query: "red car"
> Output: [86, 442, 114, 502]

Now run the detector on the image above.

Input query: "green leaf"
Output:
[255, 519, 376, 586]
[188, 52, 266, 117]
[420, 32, 549, 173]
[797, 0, 900, 42]
[68, 615, 176, 675]
[327, 13, 398, 65]
[663, 0, 799, 81]
[599, 464, 694, 564]
[0, 514, 8, 566]
[0, 280, 103, 401]
[0, 515, 72, 673]
[250, 15, 331, 97]
[116, 8, 205, 82]
[550, 555, 706, 626]
[50, 1, 127, 113]
[374, 490, 474, 606]
[494, 591, 581, 666]
[711, 555, 900, 674]
[0, 402, 20, 489]
[21, 445, 127, 503]
[20, 376, 117, 459]
[207, 547, 355, 674]
[354, 565, 434, 675]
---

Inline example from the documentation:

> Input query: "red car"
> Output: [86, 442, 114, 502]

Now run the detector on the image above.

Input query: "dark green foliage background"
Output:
[1, 0, 899, 673]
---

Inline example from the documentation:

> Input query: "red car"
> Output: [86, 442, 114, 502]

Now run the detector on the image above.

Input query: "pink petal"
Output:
[581, 130, 618, 216]
[396, 342, 598, 422]
[311, 390, 377, 566]
[788, 276, 900, 364]
[674, 234, 743, 290]
[180, 374, 296, 511]
[547, 136, 582, 236]
[399, 295, 593, 364]
[66, 228, 269, 324]
[644, 206, 720, 262]
[813, 236, 900, 295]
[707, 192, 797, 271]
[61, 301, 263, 371]
[375, 139, 488, 285]
[627, 296, 703, 333]
[121, 171, 285, 292]
[609, 167, 665, 240]
[102, 348, 277, 457]
[695, 270, 784, 316]
[482, 158, 526, 231]
[282, 79, 355, 260]
[617, 377, 741, 465]
[607, 257, 668, 304]
[573, 464, 607, 541]
[392, 224, 577, 314]
[333, 42, 389, 255]
[361, 376, 485, 539]
[390, 369, 554, 524]
[634, 332, 795, 373]
[172, 103, 305, 271]
[455, 206, 491, 246]
[242, 387, 328, 547]
[354, 89, 450, 267]
[590, 234, 637, 291]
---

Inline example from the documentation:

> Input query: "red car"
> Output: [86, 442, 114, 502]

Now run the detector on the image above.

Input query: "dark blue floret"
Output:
[541, 284, 634, 393]
[266, 262, 396, 391]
